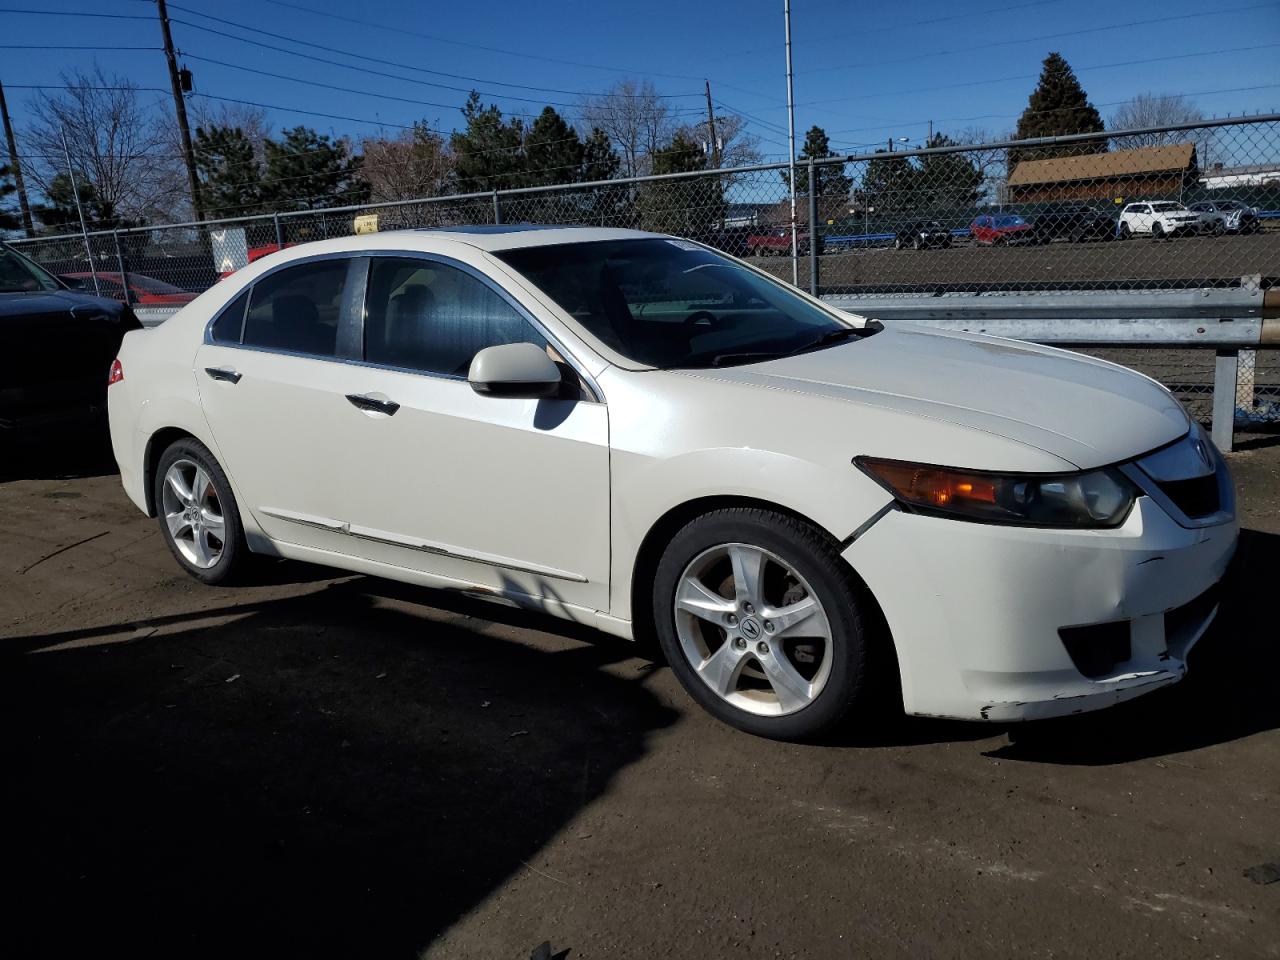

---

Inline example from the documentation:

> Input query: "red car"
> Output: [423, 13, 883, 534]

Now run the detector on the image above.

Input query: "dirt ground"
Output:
[2, 430, 1278, 960]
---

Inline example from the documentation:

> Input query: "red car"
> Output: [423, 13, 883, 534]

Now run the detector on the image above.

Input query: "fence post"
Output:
[492, 191, 502, 225]
[111, 230, 131, 306]
[272, 212, 283, 249]
[807, 158, 819, 296]
[1211, 348, 1238, 453]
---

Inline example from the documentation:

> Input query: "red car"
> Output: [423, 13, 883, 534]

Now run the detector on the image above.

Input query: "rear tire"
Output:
[154, 437, 249, 585]
[653, 507, 878, 741]
[1152, 222, 1165, 240]
[1119, 222, 1131, 239]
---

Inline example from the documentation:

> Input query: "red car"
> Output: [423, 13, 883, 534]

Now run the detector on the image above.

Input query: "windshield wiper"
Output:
[795, 326, 863, 354]
[709, 350, 790, 367]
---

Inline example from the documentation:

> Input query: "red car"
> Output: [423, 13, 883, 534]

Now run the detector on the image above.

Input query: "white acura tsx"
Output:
[108, 226, 1237, 739]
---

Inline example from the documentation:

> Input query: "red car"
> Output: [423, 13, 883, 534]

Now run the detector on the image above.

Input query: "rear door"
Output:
[194, 255, 372, 550]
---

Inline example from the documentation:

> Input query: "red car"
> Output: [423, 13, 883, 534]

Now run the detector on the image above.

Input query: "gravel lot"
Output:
[2, 430, 1278, 960]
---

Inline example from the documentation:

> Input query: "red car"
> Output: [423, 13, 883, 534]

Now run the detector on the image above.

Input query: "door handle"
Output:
[205, 366, 242, 384]
[346, 393, 400, 416]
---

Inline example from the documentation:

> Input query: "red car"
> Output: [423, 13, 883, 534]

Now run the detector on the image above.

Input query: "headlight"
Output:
[855, 457, 1137, 528]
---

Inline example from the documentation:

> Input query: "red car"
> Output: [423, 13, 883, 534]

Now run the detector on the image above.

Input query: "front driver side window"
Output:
[363, 257, 547, 377]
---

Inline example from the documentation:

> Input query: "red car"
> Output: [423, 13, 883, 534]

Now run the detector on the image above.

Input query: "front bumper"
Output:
[844, 495, 1238, 722]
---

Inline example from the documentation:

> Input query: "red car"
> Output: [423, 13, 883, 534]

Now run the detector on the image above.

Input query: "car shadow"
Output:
[987, 528, 1280, 765]
[0, 578, 677, 959]
[0, 419, 117, 482]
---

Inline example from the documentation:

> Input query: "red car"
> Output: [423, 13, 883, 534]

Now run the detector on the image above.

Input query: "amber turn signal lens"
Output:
[861, 461, 997, 508]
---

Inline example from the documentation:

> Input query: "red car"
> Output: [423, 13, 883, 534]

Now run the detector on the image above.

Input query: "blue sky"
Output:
[2, 0, 1278, 158]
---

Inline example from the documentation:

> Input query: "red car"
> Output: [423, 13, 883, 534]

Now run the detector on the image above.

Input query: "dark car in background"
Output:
[893, 220, 953, 250]
[1031, 203, 1115, 243]
[1, 243, 141, 432]
[968, 214, 1037, 246]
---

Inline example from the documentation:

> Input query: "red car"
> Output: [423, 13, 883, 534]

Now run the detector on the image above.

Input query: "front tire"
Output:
[154, 437, 248, 585]
[653, 508, 875, 740]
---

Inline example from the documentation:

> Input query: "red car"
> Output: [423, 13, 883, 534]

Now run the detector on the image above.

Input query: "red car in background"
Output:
[968, 214, 1037, 246]
[746, 227, 814, 256]
[60, 271, 198, 305]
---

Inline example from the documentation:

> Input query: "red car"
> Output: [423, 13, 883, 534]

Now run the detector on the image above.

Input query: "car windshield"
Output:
[994, 215, 1026, 226]
[1150, 202, 1184, 212]
[0, 245, 61, 293]
[1215, 200, 1244, 210]
[496, 238, 857, 369]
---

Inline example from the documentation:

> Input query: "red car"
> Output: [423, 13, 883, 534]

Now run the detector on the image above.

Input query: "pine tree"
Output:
[860, 150, 917, 216]
[0, 164, 20, 232]
[523, 107, 584, 188]
[915, 133, 985, 213]
[261, 127, 369, 212]
[1010, 52, 1106, 163]
[582, 127, 621, 182]
[31, 171, 129, 231]
[450, 92, 525, 193]
[638, 131, 722, 235]
[787, 126, 852, 200]
[194, 125, 263, 218]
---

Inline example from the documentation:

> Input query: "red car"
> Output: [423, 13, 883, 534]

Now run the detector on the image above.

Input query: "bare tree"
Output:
[580, 79, 674, 178]
[189, 100, 272, 163]
[22, 64, 184, 226]
[680, 113, 762, 170]
[1109, 94, 1205, 146]
[360, 123, 454, 203]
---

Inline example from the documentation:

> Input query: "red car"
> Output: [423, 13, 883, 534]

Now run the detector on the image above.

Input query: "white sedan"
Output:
[108, 227, 1237, 739]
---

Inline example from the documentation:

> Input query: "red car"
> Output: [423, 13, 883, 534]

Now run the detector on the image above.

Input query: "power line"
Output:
[166, 5, 702, 103]
[826, 83, 1280, 139]
[0, 44, 162, 50]
[800, 1, 1278, 77]
[257, 0, 711, 83]
[0, 7, 151, 19]
[803, 43, 1280, 109]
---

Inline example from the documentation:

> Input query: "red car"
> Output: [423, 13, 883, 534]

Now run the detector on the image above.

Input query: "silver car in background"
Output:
[1187, 199, 1261, 234]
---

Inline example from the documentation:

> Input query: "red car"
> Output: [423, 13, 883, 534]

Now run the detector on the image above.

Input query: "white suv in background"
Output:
[1117, 201, 1201, 239]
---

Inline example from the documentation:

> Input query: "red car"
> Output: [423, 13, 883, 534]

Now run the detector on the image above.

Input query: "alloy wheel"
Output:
[673, 542, 833, 717]
[160, 458, 226, 569]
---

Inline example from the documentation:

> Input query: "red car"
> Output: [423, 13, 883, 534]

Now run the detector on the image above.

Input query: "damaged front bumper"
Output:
[843, 494, 1238, 722]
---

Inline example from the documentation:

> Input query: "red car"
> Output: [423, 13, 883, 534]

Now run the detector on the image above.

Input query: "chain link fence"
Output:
[10, 115, 1279, 430]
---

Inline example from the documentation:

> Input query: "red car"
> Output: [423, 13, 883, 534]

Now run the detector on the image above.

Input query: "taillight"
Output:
[108, 358, 124, 385]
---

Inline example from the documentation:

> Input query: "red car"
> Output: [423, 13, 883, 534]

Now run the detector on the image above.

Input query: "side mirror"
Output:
[468, 342, 563, 399]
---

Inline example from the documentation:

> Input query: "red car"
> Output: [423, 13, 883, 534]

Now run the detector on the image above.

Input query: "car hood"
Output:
[0, 288, 130, 321]
[695, 324, 1189, 469]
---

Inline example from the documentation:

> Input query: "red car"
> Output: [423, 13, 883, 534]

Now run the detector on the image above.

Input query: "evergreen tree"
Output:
[0, 164, 20, 233]
[30, 171, 132, 231]
[580, 127, 627, 225]
[638, 131, 722, 235]
[787, 126, 852, 199]
[261, 126, 369, 212]
[582, 127, 621, 182]
[450, 92, 525, 193]
[194, 125, 263, 218]
[523, 107, 584, 188]
[914, 133, 985, 212]
[859, 150, 917, 216]
[1010, 52, 1106, 163]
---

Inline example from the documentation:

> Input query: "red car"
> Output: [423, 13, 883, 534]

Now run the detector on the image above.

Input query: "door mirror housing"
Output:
[468, 342, 563, 399]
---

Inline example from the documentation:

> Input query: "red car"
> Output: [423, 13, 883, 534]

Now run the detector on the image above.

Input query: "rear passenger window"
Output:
[243, 259, 348, 357]
[209, 289, 249, 343]
[363, 257, 546, 377]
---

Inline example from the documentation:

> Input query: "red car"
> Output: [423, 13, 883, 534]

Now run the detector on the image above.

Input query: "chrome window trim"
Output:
[204, 248, 604, 403]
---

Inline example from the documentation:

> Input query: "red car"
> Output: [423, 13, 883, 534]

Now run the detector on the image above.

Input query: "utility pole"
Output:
[703, 80, 720, 168]
[155, 0, 205, 223]
[0, 78, 34, 236]
[928, 119, 933, 145]
[784, 0, 798, 285]
[61, 130, 100, 297]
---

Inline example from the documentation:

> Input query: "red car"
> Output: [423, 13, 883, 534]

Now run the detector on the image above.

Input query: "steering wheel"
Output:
[683, 310, 718, 331]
